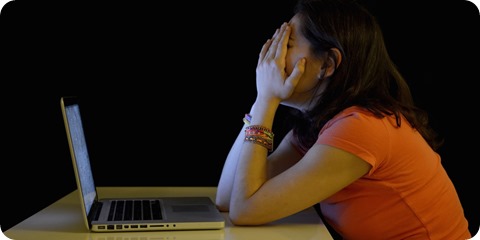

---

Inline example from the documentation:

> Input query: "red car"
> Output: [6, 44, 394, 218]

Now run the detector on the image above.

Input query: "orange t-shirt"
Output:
[311, 106, 470, 239]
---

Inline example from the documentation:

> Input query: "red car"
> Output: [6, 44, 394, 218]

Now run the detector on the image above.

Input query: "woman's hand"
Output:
[256, 22, 305, 105]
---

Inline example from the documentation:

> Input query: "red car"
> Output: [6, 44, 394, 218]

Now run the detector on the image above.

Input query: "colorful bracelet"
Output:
[245, 135, 273, 151]
[245, 124, 274, 139]
[243, 113, 252, 125]
[244, 124, 274, 151]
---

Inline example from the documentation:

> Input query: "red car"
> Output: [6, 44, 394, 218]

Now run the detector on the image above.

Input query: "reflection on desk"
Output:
[5, 186, 333, 240]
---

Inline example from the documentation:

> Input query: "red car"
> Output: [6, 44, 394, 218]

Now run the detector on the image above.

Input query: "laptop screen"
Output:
[63, 100, 97, 217]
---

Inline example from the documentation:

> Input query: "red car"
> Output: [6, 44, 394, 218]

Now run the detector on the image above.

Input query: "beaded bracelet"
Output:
[245, 124, 274, 151]
[245, 124, 274, 139]
[245, 135, 273, 151]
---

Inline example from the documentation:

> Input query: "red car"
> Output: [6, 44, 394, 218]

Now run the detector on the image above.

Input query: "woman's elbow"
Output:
[228, 207, 265, 226]
[215, 202, 229, 212]
[215, 192, 231, 212]
[229, 215, 253, 226]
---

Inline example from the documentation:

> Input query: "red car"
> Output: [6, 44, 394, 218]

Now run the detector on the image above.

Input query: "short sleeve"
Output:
[316, 107, 392, 175]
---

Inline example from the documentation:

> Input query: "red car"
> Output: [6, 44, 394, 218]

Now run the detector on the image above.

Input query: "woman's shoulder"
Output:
[336, 106, 374, 117]
[327, 106, 379, 126]
[321, 105, 400, 138]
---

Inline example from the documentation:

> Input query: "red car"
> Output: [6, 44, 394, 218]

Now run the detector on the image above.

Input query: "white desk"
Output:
[5, 187, 333, 240]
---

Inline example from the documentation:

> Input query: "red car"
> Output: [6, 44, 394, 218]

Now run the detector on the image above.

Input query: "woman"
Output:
[215, 0, 471, 239]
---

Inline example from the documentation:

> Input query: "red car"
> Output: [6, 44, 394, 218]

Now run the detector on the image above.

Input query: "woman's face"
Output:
[283, 14, 328, 110]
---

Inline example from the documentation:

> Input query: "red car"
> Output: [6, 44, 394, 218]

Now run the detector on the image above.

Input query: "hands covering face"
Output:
[256, 22, 306, 104]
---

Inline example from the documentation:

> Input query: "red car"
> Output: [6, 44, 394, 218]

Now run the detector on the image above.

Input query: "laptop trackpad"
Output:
[172, 205, 210, 212]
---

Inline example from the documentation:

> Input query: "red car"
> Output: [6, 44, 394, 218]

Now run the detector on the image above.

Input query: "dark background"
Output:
[2, 0, 479, 237]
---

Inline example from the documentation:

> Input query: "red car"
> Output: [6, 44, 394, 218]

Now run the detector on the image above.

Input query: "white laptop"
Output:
[60, 96, 225, 232]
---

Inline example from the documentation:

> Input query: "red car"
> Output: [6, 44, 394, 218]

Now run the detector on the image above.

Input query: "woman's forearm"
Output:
[215, 123, 248, 211]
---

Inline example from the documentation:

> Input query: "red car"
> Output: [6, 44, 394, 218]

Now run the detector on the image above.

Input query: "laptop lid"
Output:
[61, 96, 99, 231]
[60, 96, 225, 232]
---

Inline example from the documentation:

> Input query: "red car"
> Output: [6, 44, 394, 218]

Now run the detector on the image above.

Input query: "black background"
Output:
[1, 0, 479, 237]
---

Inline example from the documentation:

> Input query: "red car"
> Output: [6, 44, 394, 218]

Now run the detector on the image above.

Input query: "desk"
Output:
[5, 187, 333, 240]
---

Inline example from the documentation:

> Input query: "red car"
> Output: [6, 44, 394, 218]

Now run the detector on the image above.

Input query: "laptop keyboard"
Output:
[107, 200, 163, 221]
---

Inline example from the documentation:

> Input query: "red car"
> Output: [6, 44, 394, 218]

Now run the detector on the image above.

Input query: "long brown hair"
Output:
[290, 0, 443, 151]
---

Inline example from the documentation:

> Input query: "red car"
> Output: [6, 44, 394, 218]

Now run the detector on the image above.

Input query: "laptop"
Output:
[60, 96, 225, 232]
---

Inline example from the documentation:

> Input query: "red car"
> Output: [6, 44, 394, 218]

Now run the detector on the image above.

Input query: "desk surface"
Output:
[5, 186, 333, 240]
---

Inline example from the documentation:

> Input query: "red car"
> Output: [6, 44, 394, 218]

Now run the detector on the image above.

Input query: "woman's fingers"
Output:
[266, 27, 281, 59]
[258, 27, 278, 64]
[286, 58, 306, 89]
[260, 23, 286, 61]
[255, 22, 299, 101]
[258, 39, 272, 65]
[275, 24, 290, 62]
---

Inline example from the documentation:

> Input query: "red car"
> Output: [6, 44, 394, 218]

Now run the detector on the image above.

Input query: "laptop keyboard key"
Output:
[151, 200, 162, 220]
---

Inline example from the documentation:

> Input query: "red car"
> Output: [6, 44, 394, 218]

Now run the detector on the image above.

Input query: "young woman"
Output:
[215, 0, 471, 239]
